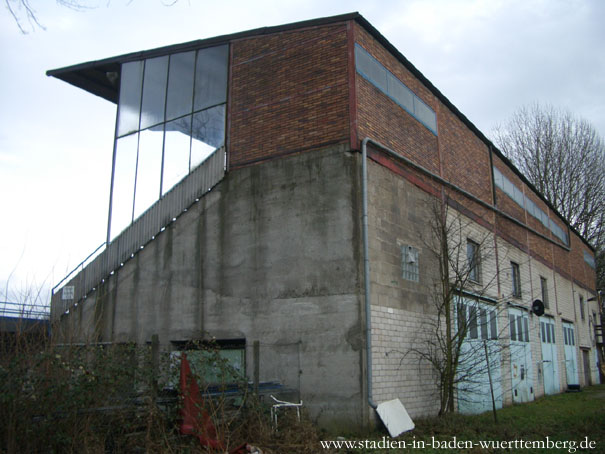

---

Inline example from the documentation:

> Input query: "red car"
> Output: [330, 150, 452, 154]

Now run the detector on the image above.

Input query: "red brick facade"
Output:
[226, 16, 595, 292]
[355, 24, 440, 174]
[229, 23, 351, 167]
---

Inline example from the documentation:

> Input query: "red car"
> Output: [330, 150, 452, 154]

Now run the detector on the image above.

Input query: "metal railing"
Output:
[0, 301, 50, 320]
[52, 242, 106, 296]
[50, 148, 226, 321]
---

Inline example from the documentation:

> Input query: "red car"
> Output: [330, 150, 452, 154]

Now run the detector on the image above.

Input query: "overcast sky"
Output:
[1, 0, 603, 308]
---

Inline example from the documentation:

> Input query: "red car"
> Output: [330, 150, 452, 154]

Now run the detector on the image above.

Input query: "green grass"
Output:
[338, 385, 605, 453]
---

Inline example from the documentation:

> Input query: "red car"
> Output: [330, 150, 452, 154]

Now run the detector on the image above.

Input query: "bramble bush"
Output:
[0, 329, 325, 453]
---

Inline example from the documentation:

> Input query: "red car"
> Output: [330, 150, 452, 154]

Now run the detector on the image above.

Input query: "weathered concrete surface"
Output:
[56, 145, 365, 427]
[365, 158, 443, 418]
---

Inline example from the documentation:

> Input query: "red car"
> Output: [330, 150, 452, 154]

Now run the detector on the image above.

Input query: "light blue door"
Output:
[456, 298, 502, 414]
[562, 322, 579, 386]
[509, 308, 534, 403]
[540, 317, 559, 395]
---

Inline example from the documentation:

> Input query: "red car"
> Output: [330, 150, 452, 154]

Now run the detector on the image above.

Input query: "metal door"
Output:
[540, 317, 559, 395]
[456, 298, 502, 414]
[509, 308, 534, 403]
[562, 322, 579, 386]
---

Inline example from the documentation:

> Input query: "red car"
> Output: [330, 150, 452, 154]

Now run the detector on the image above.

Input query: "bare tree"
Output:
[408, 196, 505, 416]
[4, 0, 91, 33]
[492, 104, 605, 290]
[4, 0, 179, 34]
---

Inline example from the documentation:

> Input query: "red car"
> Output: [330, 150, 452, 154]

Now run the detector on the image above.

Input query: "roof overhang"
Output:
[46, 12, 362, 103]
[47, 59, 121, 103]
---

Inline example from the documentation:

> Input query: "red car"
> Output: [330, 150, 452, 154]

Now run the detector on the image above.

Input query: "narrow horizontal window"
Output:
[584, 251, 596, 269]
[355, 44, 437, 134]
[492, 165, 569, 245]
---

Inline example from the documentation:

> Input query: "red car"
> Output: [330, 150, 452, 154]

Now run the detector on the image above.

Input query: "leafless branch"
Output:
[492, 103, 605, 289]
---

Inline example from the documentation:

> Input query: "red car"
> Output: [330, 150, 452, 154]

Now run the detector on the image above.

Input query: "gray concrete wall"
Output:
[56, 145, 365, 428]
[366, 158, 443, 418]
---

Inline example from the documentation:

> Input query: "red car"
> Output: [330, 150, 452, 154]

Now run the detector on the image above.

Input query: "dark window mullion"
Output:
[131, 60, 147, 224]
[192, 101, 227, 116]
[159, 55, 171, 197]
[188, 50, 199, 173]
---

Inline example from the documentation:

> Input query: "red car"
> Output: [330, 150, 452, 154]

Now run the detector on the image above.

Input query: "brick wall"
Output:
[371, 305, 441, 417]
[570, 233, 597, 291]
[439, 109, 493, 204]
[229, 22, 351, 167]
[354, 24, 439, 174]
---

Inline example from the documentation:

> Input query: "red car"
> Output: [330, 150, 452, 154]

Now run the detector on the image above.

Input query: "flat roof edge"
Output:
[46, 12, 361, 78]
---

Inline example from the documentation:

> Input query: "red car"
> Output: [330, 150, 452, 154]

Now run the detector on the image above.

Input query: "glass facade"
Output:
[110, 45, 228, 240]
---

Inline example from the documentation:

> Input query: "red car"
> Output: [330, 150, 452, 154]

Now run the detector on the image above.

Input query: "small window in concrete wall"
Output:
[168, 339, 246, 389]
[401, 245, 419, 282]
[579, 295, 585, 321]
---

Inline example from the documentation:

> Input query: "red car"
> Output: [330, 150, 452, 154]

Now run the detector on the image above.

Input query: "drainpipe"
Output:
[361, 137, 378, 410]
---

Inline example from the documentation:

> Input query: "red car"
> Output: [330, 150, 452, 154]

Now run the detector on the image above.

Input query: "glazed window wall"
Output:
[110, 45, 228, 240]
